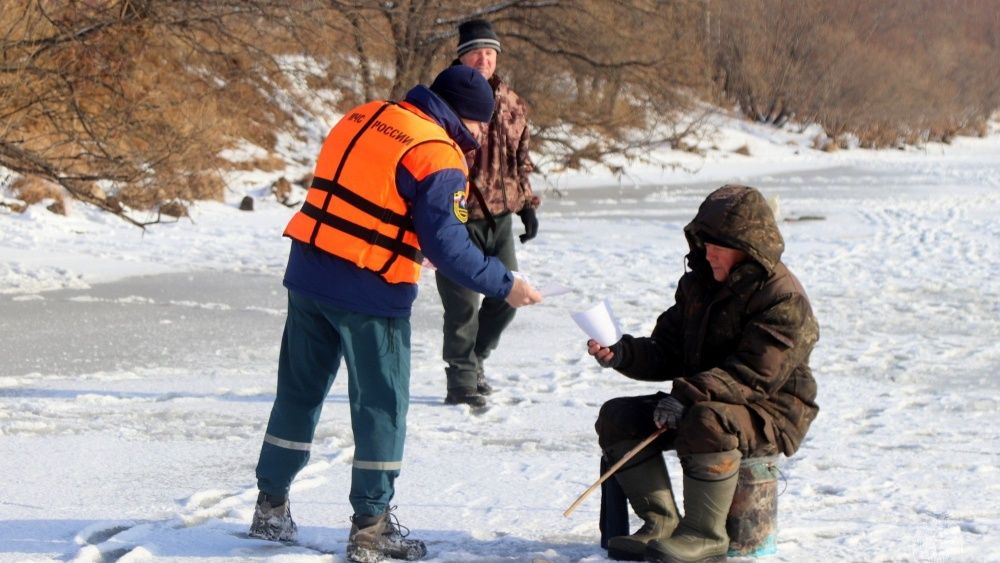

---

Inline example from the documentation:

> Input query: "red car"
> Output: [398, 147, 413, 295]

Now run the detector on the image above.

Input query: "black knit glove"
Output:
[517, 206, 538, 243]
[653, 395, 687, 429]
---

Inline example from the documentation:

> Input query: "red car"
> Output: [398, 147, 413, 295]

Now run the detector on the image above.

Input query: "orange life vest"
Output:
[284, 101, 468, 284]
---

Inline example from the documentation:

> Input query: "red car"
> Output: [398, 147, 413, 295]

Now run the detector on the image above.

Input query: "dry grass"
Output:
[958, 120, 990, 138]
[158, 201, 189, 219]
[811, 135, 838, 152]
[10, 176, 65, 207]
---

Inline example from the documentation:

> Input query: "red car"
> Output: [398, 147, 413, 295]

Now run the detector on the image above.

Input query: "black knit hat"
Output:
[457, 19, 502, 56]
[430, 65, 496, 122]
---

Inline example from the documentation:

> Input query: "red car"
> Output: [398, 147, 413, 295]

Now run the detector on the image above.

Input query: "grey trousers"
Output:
[435, 213, 518, 391]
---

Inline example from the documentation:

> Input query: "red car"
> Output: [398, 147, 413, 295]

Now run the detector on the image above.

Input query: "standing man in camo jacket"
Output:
[437, 19, 540, 408]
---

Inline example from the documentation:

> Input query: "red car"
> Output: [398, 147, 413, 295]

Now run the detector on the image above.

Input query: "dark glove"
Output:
[653, 395, 687, 429]
[595, 340, 625, 369]
[517, 206, 538, 243]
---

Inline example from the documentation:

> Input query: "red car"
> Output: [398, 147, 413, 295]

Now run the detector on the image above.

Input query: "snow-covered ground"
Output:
[1, 117, 999, 562]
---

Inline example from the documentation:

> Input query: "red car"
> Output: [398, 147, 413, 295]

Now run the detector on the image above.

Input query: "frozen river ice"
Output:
[1, 157, 998, 561]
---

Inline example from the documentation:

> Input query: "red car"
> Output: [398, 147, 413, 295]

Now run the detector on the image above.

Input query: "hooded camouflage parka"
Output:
[613, 185, 819, 456]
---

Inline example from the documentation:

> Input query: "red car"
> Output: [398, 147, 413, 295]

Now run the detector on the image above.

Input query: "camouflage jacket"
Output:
[613, 185, 820, 456]
[464, 74, 537, 220]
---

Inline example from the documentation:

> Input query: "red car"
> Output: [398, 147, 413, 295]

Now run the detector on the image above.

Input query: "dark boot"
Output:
[445, 387, 487, 407]
[600, 456, 630, 549]
[476, 371, 494, 395]
[645, 450, 741, 563]
[248, 492, 297, 542]
[604, 445, 679, 561]
[346, 507, 427, 562]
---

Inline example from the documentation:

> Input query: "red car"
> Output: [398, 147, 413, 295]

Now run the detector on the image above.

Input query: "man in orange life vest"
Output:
[249, 65, 542, 562]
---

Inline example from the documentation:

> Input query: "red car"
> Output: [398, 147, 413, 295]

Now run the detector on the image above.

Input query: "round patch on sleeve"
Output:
[452, 191, 469, 223]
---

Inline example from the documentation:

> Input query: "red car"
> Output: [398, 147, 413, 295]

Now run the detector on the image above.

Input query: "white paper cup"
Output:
[571, 299, 622, 347]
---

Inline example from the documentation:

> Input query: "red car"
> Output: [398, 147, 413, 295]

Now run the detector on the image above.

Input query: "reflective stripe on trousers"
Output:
[263, 433, 311, 452]
[255, 290, 411, 517]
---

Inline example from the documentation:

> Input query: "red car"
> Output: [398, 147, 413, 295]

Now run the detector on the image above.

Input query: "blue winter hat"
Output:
[430, 65, 495, 122]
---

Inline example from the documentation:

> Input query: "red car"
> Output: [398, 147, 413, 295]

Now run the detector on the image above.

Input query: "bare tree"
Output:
[324, 0, 559, 99]
[6, 0, 997, 224]
[310, 1, 711, 172]
[0, 0, 314, 226]
[504, 1, 709, 171]
[712, 0, 1000, 147]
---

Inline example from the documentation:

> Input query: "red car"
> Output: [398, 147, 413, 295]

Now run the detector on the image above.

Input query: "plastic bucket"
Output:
[726, 455, 780, 557]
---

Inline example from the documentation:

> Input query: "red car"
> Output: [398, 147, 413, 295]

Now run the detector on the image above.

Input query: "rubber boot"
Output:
[604, 445, 679, 561]
[645, 449, 741, 563]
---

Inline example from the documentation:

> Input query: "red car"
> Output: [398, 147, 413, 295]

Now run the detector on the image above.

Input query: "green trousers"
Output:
[434, 213, 518, 391]
[255, 290, 410, 517]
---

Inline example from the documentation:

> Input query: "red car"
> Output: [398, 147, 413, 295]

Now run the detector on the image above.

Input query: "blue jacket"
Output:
[283, 85, 514, 317]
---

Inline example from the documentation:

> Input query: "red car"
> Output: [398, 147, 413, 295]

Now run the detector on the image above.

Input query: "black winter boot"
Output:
[600, 456, 630, 549]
